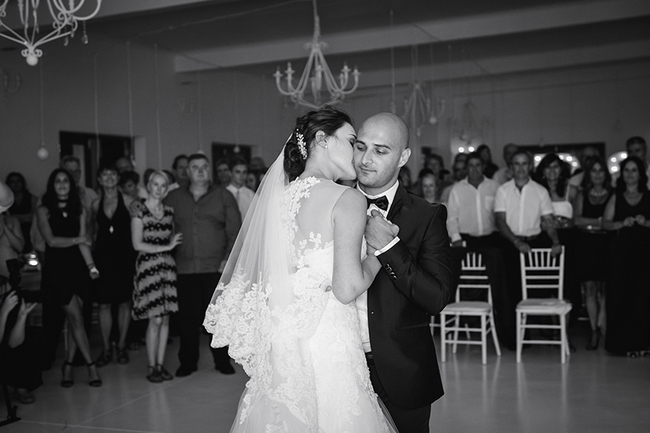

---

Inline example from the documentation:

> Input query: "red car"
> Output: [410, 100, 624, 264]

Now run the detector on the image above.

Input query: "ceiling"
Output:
[2, 0, 650, 87]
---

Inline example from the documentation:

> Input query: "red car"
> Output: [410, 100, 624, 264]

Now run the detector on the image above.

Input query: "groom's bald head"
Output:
[354, 112, 411, 195]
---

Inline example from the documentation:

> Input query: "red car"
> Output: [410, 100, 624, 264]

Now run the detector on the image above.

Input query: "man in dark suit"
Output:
[354, 112, 451, 433]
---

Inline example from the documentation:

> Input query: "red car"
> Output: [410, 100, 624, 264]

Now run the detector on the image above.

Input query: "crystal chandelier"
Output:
[0, 0, 102, 66]
[274, 0, 359, 109]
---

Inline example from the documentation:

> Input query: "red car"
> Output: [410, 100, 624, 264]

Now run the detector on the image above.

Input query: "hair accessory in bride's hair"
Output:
[296, 130, 307, 159]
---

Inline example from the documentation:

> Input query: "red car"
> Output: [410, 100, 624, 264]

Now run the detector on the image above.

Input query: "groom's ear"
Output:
[398, 148, 411, 168]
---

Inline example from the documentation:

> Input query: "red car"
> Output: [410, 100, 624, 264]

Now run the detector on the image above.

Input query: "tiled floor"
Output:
[1, 324, 649, 433]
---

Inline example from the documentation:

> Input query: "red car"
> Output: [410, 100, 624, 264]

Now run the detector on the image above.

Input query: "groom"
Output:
[355, 112, 451, 433]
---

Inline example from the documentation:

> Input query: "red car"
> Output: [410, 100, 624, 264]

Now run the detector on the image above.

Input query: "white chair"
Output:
[440, 252, 501, 364]
[516, 247, 572, 363]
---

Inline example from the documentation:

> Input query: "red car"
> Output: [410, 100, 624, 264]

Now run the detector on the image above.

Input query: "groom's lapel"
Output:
[388, 184, 409, 221]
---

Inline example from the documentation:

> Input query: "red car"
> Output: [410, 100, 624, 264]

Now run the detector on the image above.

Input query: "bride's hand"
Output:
[365, 210, 399, 250]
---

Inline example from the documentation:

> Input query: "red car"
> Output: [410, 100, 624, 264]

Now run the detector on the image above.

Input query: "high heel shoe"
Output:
[61, 360, 74, 388]
[586, 329, 600, 351]
[156, 364, 173, 381]
[86, 362, 103, 387]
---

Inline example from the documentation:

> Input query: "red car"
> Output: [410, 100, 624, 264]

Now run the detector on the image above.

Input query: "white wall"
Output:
[1, 36, 649, 196]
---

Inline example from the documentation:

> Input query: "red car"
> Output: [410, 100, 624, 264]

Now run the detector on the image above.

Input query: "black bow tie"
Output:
[367, 195, 389, 211]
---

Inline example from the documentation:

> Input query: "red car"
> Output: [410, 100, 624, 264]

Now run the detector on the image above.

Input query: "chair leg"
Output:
[560, 314, 568, 364]
[489, 312, 502, 356]
[452, 315, 460, 354]
[481, 315, 487, 365]
[440, 313, 447, 363]
[516, 311, 523, 363]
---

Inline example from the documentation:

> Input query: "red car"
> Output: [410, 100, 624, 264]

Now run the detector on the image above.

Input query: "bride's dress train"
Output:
[204, 177, 395, 433]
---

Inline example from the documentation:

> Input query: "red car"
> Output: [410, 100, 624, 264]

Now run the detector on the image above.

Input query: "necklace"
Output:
[589, 188, 608, 198]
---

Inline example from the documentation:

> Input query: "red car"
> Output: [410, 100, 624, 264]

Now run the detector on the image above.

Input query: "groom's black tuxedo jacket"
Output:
[368, 183, 451, 410]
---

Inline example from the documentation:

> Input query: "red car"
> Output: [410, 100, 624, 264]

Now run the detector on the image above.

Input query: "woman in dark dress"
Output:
[573, 157, 612, 350]
[92, 164, 137, 366]
[602, 156, 650, 355]
[36, 169, 102, 387]
[131, 171, 181, 382]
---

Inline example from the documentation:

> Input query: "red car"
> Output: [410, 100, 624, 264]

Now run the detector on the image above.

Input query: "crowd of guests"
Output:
[406, 137, 650, 356]
[2, 135, 649, 407]
[0, 152, 262, 404]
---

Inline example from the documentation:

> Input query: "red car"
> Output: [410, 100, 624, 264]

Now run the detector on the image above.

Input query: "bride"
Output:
[204, 106, 397, 432]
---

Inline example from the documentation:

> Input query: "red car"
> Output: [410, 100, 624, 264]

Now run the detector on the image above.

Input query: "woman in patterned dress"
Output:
[130, 171, 182, 382]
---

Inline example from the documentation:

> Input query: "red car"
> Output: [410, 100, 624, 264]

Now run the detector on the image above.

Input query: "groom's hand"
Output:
[365, 210, 399, 250]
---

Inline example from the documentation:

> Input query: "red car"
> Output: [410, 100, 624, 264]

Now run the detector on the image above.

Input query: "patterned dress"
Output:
[131, 201, 178, 320]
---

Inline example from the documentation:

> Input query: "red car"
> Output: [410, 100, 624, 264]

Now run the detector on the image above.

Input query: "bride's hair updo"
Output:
[284, 105, 353, 181]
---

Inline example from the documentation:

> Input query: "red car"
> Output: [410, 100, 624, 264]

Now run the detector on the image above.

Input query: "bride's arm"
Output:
[331, 188, 381, 304]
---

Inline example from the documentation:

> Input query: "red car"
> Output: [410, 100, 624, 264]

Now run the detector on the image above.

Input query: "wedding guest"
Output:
[0, 282, 41, 404]
[495, 150, 561, 314]
[36, 168, 101, 387]
[61, 156, 98, 217]
[92, 164, 137, 367]
[573, 157, 612, 350]
[535, 153, 580, 322]
[446, 152, 513, 348]
[602, 156, 650, 355]
[131, 171, 181, 382]
[477, 144, 498, 179]
[417, 168, 438, 204]
[215, 158, 232, 186]
[399, 165, 413, 191]
[116, 157, 148, 199]
[118, 171, 141, 201]
[244, 171, 259, 192]
[165, 153, 241, 377]
[225, 156, 255, 218]
[625, 136, 650, 188]
[494, 143, 518, 185]
[568, 146, 600, 190]
[5, 172, 37, 252]
[440, 156, 468, 203]
[424, 153, 444, 180]
[447, 152, 499, 248]
[171, 154, 189, 189]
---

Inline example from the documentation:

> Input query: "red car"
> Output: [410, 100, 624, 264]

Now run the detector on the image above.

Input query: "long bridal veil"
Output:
[203, 147, 330, 430]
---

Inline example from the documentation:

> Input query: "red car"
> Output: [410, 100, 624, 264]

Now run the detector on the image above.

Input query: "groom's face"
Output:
[354, 117, 410, 195]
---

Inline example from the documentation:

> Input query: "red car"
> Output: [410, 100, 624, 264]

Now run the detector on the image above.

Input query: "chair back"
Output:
[456, 252, 492, 305]
[519, 247, 565, 300]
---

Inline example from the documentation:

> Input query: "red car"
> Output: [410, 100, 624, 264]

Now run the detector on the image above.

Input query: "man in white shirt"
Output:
[447, 152, 514, 348]
[225, 156, 255, 218]
[495, 150, 562, 312]
[447, 152, 499, 248]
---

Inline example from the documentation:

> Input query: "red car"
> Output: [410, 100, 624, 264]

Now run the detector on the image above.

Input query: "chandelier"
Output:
[0, 0, 102, 66]
[274, 0, 359, 109]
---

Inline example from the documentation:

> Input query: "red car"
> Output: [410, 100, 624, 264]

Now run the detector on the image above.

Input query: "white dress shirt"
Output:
[494, 179, 553, 237]
[226, 184, 255, 218]
[356, 180, 400, 353]
[447, 177, 499, 242]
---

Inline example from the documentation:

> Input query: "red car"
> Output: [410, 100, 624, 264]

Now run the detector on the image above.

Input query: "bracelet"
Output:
[87, 262, 95, 270]
[89, 266, 99, 274]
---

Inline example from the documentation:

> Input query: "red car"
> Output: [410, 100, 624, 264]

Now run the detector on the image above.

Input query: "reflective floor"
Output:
[1, 323, 649, 433]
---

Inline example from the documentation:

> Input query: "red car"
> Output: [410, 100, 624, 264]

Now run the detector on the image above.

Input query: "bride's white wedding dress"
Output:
[205, 177, 396, 433]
